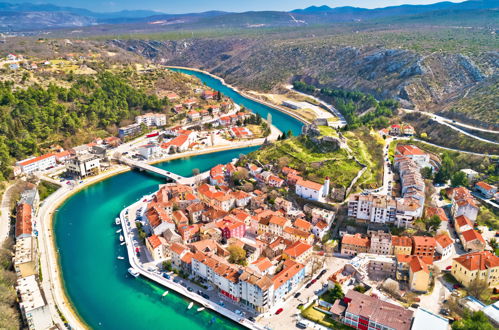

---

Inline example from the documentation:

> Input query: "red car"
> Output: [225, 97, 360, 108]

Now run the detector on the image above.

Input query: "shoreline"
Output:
[166, 66, 310, 126]
[44, 144, 266, 329]
[44, 65, 304, 329]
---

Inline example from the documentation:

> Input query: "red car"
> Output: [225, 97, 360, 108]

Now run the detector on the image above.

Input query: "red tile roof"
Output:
[15, 203, 32, 237]
[454, 251, 499, 271]
[396, 145, 426, 156]
[18, 153, 54, 166]
[412, 236, 436, 248]
[476, 181, 495, 191]
[392, 235, 412, 247]
[342, 234, 370, 247]
[273, 259, 304, 289]
[461, 229, 485, 244]
[435, 234, 453, 249]
[297, 179, 323, 191]
[425, 207, 448, 222]
[283, 241, 312, 258]
[147, 234, 162, 249]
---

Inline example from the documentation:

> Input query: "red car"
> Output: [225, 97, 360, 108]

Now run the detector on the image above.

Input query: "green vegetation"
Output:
[227, 245, 247, 266]
[301, 303, 351, 330]
[415, 215, 442, 233]
[452, 311, 495, 330]
[0, 238, 21, 329]
[293, 81, 399, 129]
[476, 205, 499, 230]
[320, 283, 344, 304]
[0, 71, 170, 180]
[38, 181, 59, 201]
[247, 135, 360, 188]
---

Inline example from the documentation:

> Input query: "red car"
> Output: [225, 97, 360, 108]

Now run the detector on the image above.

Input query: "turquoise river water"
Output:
[54, 68, 303, 329]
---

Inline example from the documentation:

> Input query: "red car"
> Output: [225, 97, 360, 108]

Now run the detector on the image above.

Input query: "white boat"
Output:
[115, 217, 121, 225]
[117, 256, 125, 260]
[197, 307, 205, 312]
[162, 291, 169, 297]
[120, 242, 126, 246]
[119, 235, 124, 242]
[116, 229, 122, 233]
[188, 302, 194, 309]
[128, 268, 139, 278]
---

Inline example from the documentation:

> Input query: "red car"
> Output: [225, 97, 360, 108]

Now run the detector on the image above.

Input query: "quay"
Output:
[119, 199, 265, 330]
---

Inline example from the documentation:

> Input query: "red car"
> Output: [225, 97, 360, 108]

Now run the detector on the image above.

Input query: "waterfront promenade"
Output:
[119, 199, 265, 330]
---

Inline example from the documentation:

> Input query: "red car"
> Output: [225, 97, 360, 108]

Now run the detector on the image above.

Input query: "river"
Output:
[54, 69, 303, 329]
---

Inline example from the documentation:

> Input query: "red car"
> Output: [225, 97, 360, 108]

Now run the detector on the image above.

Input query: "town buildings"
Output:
[118, 123, 142, 139]
[330, 289, 414, 330]
[475, 181, 497, 199]
[66, 154, 101, 178]
[449, 187, 479, 222]
[16, 275, 53, 330]
[14, 237, 38, 278]
[452, 251, 499, 288]
[295, 178, 329, 202]
[16, 153, 56, 174]
[341, 234, 370, 256]
[136, 113, 167, 127]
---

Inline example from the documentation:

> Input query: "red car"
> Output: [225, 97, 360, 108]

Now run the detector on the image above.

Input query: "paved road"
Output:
[401, 109, 498, 145]
[0, 183, 15, 244]
[392, 136, 497, 157]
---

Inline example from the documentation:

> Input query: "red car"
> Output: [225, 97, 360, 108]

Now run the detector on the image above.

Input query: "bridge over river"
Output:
[120, 158, 209, 186]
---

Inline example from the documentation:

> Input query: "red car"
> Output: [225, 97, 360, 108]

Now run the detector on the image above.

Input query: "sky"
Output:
[6, 0, 467, 13]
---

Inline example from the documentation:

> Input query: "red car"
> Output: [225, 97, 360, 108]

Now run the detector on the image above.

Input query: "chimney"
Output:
[323, 177, 330, 198]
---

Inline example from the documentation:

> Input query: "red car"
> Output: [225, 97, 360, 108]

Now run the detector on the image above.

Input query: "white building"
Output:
[136, 113, 167, 127]
[396, 145, 431, 169]
[295, 178, 329, 202]
[16, 275, 53, 330]
[66, 154, 100, 178]
[138, 144, 160, 160]
[16, 154, 56, 174]
[435, 234, 454, 259]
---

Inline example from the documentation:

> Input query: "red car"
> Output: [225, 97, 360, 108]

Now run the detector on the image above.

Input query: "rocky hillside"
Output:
[111, 34, 498, 128]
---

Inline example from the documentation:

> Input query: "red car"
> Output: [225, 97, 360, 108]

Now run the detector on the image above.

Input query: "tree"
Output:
[233, 168, 249, 181]
[466, 279, 490, 301]
[451, 171, 468, 187]
[452, 311, 494, 330]
[421, 167, 433, 180]
[227, 245, 247, 266]
[423, 215, 442, 232]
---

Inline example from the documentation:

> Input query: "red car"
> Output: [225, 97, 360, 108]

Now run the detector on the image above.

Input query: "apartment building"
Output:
[450, 187, 479, 222]
[391, 236, 412, 255]
[452, 251, 499, 288]
[369, 231, 392, 255]
[118, 123, 141, 139]
[341, 234, 370, 256]
[412, 236, 436, 257]
[66, 154, 100, 178]
[14, 237, 37, 278]
[135, 113, 167, 127]
[16, 153, 56, 174]
[16, 275, 53, 330]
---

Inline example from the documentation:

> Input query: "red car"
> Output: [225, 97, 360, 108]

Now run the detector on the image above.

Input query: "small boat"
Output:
[128, 268, 139, 278]
[197, 307, 205, 312]
[116, 229, 122, 233]
[120, 242, 126, 246]
[115, 217, 121, 225]
[117, 256, 125, 260]
[119, 235, 124, 242]
[162, 291, 169, 297]
[188, 302, 194, 310]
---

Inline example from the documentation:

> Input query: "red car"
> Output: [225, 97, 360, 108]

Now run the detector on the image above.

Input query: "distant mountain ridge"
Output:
[0, 0, 497, 32]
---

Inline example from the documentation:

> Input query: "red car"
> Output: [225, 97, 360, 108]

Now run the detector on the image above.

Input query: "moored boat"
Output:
[116, 229, 122, 233]
[119, 235, 124, 242]
[162, 291, 169, 297]
[115, 217, 121, 225]
[117, 256, 125, 260]
[128, 267, 139, 278]
[197, 307, 205, 312]
[187, 302, 194, 309]
[120, 242, 126, 246]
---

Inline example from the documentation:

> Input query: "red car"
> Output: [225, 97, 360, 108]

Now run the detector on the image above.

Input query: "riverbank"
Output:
[166, 66, 310, 126]
[40, 139, 274, 329]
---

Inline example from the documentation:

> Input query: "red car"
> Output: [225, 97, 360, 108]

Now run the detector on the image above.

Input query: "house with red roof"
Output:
[389, 124, 401, 135]
[435, 234, 454, 259]
[475, 181, 497, 199]
[341, 234, 370, 256]
[452, 251, 499, 288]
[216, 218, 245, 240]
[16, 153, 56, 174]
[460, 229, 486, 252]
[15, 203, 32, 240]
[454, 215, 473, 234]
[272, 259, 306, 304]
[450, 187, 479, 222]
[146, 234, 168, 261]
[296, 178, 329, 202]
[395, 145, 431, 169]
[283, 241, 313, 265]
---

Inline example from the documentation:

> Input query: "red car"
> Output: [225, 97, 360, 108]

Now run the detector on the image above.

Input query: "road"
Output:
[392, 136, 497, 157]
[0, 183, 15, 244]
[285, 85, 347, 128]
[401, 109, 498, 145]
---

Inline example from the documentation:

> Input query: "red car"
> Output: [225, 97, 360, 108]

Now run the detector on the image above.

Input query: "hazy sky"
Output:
[7, 0, 467, 13]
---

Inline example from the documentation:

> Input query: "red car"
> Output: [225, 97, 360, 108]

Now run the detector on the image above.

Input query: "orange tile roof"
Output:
[181, 251, 194, 264]
[342, 234, 370, 247]
[297, 179, 323, 191]
[425, 207, 448, 222]
[251, 257, 273, 273]
[170, 242, 189, 255]
[283, 241, 312, 258]
[273, 259, 305, 289]
[18, 153, 54, 166]
[454, 251, 499, 271]
[269, 216, 288, 227]
[435, 234, 453, 249]
[392, 235, 412, 247]
[396, 145, 426, 156]
[461, 229, 485, 244]
[15, 203, 32, 237]
[294, 218, 312, 231]
[147, 234, 162, 249]
[455, 215, 473, 228]
[409, 256, 429, 274]
[476, 181, 494, 191]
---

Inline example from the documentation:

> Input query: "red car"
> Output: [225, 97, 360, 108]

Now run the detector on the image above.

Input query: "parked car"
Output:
[294, 292, 301, 298]
[453, 284, 462, 289]
[275, 308, 283, 315]
[162, 273, 170, 280]
[411, 304, 420, 309]
[296, 322, 307, 329]
[446, 266, 452, 270]
[305, 282, 313, 289]
[311, 279, 317, 284]
[187, 287, 193, 292]
[248, 317, 256, 322]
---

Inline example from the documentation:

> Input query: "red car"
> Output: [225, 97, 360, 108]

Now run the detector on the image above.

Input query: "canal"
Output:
[54, 69, 304, 329]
